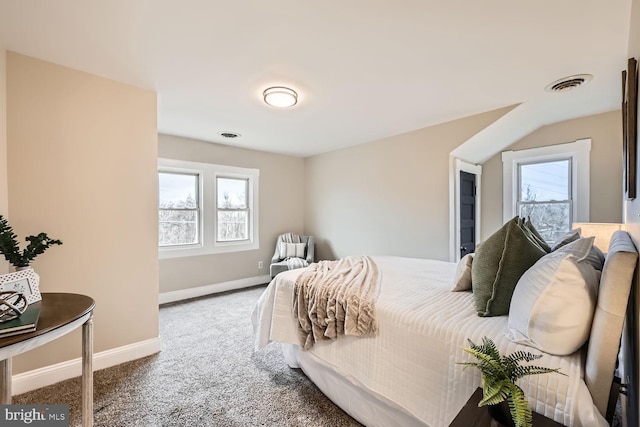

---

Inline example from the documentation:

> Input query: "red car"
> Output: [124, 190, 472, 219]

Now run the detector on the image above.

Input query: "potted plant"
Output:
[0, 215, 62, 270]
[459, 337, 564, 427]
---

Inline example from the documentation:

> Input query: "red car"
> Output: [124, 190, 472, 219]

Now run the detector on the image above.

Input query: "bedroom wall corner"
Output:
[303, 105, 513, 262]
[6, 52, 159, 375]
[158, 134, 304, 294]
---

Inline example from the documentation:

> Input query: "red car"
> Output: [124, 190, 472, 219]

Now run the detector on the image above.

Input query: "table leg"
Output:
[0, 358, 10, 404]
[82, 315, 93, 427]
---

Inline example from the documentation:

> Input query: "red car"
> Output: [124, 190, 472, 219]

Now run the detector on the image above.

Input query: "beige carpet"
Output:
[14, 285, 362, 427]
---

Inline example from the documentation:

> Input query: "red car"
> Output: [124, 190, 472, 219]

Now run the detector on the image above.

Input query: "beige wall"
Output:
[7, 52, 159, 374]
[158, 134, 304, 293]
[624, 0, 640, 417]
[0, 47, 7, 274]
[625, 0, 640, 230]
[481, 110, 623, 241]
[304, 106, 513, 262]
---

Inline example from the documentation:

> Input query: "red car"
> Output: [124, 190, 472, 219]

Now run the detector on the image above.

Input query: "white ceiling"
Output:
[0, 1, 632, 159]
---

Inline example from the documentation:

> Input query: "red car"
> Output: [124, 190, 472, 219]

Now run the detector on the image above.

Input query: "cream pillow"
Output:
[451, 254, 473, 292]
[292, 243, 306, 258]
[506, 237, 600, 355]
[554, 236, 594, 258]
[551, 228, 581, 251]
[279, 242, 306, 259]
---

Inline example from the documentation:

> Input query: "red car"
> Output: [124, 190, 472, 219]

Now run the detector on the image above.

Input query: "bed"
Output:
[252, 231, 638, 427]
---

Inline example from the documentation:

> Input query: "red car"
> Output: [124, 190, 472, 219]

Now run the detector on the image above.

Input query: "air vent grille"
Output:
[545, 74, 593, 93]
[219, 132, 240, 139]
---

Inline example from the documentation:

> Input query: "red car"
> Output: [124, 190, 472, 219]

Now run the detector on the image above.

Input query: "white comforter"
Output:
[252, 256, 606, 427]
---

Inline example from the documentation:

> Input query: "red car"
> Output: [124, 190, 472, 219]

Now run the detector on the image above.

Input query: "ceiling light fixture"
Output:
[263, 86, 298, 108]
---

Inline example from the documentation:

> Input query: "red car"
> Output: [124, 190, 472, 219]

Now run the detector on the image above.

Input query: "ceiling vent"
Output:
[218, 132, 241, 139]
[545, 74, 593, 93]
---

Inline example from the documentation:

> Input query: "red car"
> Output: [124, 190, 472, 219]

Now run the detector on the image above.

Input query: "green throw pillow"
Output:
[524, 217, 552, 253]
[471, 216, 547, 317]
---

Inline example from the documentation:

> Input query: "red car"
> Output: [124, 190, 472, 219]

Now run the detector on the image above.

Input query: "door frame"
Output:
[450, 158, 482, 262]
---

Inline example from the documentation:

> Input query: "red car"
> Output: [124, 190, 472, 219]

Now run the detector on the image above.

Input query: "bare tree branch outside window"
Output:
[217, 177, 249, 242]
[159, 172, 199, 246]
[517, 159, 572, 244]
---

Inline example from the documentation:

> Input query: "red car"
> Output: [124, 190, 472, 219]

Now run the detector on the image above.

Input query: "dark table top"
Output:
[0, 293, 95, 349]
[449, 388, 565, 427]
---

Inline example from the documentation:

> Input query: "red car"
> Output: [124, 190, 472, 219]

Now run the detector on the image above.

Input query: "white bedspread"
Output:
[252, 256, 607, 427]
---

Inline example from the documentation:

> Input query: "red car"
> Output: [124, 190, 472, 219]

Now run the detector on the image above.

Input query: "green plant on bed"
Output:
[0, 215, 62, 269]
[458, 337, 564, 427]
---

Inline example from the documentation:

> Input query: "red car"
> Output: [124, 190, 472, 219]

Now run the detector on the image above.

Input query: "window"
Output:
[502, 139, 590, 244]
[517, 159, 571, 243]
[158, 172, 200, 247]
[158, 158, 259, 259]
[216, 177, 249, 242]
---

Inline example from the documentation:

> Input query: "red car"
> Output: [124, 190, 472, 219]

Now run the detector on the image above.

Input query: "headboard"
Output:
[585, 230, 638, 416]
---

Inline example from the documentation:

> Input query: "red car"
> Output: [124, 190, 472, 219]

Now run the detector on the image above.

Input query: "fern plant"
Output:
[0, 215, 62, 268]
[458, 337, 564, 427]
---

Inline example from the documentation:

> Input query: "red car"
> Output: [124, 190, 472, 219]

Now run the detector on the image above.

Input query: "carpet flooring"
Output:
[13, 285, 624, 427]
[14, 285, 361, 427]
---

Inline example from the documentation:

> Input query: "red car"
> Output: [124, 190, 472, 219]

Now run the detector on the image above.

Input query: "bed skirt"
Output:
[283, 343, 425, 427]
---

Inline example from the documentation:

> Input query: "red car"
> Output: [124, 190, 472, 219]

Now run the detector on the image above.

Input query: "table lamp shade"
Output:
[571, 222, 625, 253]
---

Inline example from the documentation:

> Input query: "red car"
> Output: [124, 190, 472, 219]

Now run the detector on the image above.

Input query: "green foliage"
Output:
[458, 337, 564, 427]
[0, 215, 62, 268]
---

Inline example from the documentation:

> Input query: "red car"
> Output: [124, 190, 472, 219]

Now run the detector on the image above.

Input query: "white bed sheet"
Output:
[252, 256, 607, 427]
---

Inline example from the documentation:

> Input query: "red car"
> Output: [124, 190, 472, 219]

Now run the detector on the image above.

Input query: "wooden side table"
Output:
[449, 388, 565, 427]
[0, 293, 95, 427]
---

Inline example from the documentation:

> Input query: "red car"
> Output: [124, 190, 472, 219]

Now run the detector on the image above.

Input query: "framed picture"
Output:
[0, 269, 42, 304]
[624, 57, 638, 200]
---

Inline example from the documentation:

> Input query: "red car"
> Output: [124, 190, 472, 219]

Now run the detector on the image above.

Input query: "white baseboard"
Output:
[158, 274, 271, 305]
[12, 337, 161, 396]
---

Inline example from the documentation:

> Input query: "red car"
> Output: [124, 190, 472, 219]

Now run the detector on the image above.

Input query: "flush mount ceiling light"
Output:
[263, 86, 298, 108]
[545, 74, 593, 93]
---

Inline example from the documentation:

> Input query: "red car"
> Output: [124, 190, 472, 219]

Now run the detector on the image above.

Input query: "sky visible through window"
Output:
[520, 160, 569, 202]
[159, 173, 197, 208]
[217, 178, 247, 208]
[518, 159, 571, 244]
[158, 172, 199, 246]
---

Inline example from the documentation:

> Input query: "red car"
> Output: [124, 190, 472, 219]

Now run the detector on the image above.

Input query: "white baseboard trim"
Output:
[159, 274, 271, 305]
[12, 337, 161, 396]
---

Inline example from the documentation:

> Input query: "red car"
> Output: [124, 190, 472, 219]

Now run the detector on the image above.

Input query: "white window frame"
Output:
[158, 169, 204, 248]
[502, 138, 591, 225]
[158, 158, 259, 259]
[214, 173, 253, 245]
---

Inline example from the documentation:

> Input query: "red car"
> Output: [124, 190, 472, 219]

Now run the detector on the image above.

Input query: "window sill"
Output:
[159, 240, 259, 260]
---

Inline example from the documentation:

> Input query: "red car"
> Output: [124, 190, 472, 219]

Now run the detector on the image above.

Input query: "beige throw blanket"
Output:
[293, 256, 381, 350]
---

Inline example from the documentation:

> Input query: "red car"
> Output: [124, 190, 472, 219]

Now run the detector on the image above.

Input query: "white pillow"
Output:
[279, 242, 306, 259]
[553, 233, 605, 271]
[506, 238, 600, 356]
[583, 244, 605, 271]
[551, 228, 581, 251]
[292, 243, 306, 258]
[553, 236, 594, 259]
[451, 254, 473, 292]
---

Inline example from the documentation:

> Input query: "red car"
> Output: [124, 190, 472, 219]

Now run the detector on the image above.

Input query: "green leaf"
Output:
[457, 336, 564, 427]
[506, 383, 532, 427]
[478, 379, 510, 406]
[0, 215, 62, 268]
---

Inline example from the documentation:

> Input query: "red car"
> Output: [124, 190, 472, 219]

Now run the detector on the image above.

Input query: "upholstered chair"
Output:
[270, 233, 315, 278]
